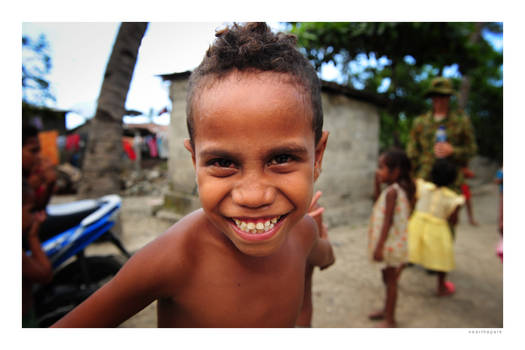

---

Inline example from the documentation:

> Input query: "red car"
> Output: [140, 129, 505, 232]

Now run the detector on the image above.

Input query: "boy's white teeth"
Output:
[233, 216, 280, 234]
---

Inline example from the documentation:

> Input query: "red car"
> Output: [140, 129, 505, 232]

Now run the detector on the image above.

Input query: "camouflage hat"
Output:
[424, 77, 455, 98]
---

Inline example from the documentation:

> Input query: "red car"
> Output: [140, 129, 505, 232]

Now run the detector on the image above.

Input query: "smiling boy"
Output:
[52, 22, 334, 328]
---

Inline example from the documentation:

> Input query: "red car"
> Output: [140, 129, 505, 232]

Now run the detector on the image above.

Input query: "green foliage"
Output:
[468, 68, 503, 162]
[22, 34, 55, 106]
[289, 22, 503, 162]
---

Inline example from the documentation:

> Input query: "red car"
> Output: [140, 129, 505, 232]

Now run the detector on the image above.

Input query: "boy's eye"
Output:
[206, 158, 237, 177]
[211, 158, 235, 168]
[268, 154, 293, 166]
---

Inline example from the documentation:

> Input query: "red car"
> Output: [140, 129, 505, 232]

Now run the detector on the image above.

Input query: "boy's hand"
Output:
[319, 252, 335, 270]
[319, 223, 328, 239]
[307, 190, 327, 238]
[34, 210, 47, 223]
[41, 158, 57, 184]
[306, 190, 335, 270]
[307, 190, 324, 218]
[28, 211, 46, 238]
[28, 170, 43, 189]
[373, 245, 384, 262]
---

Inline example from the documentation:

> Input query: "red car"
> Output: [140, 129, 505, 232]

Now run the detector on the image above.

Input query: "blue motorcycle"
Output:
[31, 194, 131, 327]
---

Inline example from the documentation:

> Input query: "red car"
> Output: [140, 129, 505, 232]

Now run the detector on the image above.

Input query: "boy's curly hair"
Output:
[186, 22, 323, 146]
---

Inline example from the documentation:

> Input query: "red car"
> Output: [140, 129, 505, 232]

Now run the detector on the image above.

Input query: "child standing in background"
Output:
[296, 190, 334, 327]
[22, 180, 53, 327]
[408, 159, 465, 296]
[368, 149, 415, 328]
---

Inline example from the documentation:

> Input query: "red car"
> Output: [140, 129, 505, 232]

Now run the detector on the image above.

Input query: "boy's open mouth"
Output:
[230, 215, 287, 235]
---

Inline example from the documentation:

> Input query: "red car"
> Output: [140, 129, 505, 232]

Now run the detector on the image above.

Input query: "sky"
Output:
[22, 21, 502, 130]
[23, 22, 337, 129]
[22, 22, 237, 128]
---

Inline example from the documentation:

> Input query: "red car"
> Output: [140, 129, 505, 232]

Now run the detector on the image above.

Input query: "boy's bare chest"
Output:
[157, 252, 306, 327]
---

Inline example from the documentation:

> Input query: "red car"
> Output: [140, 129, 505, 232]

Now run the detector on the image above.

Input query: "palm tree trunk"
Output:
[78, 22, 148, 197]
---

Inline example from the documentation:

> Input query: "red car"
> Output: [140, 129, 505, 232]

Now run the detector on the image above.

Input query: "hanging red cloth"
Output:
[122, 139, 136, 161]
[66, 134, 80, 152]
[147, 136, 158, 158]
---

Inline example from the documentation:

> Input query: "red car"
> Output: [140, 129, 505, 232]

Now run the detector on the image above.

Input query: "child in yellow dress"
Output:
[368, 148, 415, 327]
[408, 158, 465, 296]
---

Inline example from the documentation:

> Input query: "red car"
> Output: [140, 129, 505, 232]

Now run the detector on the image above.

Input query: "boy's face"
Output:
[186, 71, 328, 257]
[22, 137, 41, 175]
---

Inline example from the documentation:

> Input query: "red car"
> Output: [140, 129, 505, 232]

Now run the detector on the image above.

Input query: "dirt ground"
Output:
[78, 182, 502, 328]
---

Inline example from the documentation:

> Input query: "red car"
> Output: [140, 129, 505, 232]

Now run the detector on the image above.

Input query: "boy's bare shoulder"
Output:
[290, 214, 319, 252]
[127, 210, 211, 284]
[162, 209, 208, 237]
[148, 209, 209, 257]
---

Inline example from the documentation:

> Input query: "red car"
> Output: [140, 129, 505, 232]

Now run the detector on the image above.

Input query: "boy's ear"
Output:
[183, 139, 196, 168]
[314, 131, 329, 181]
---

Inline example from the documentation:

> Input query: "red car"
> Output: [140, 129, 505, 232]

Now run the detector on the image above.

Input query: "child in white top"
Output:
[368, 148, 415, 327]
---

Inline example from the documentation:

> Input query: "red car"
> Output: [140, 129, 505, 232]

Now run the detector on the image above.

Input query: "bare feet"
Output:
[375, 320, 397, 328]
[368, 310, 385, 320]
[469, 219, 479, 226]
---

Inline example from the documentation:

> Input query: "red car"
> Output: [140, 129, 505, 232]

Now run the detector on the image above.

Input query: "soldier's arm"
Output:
[451, 115, 478, 164]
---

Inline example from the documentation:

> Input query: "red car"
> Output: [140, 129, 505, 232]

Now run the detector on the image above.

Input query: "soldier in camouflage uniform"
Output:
[406, 77, 477, 194]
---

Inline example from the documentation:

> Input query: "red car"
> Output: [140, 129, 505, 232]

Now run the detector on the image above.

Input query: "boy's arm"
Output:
[373, 188, 397, 262]
[306, 215, 335, 271]
[22, 211, 52, 284]
[51, 267, 155, 327]
[33, 159, 57, 211]
[52, 233, 183, 328]
[306, 191, 335, 270]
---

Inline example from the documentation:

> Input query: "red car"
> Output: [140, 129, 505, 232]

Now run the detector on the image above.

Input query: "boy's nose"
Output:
[231, 175, 276, 209]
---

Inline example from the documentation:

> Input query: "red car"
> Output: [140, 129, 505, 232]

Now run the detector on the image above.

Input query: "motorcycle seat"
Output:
[39, 199, 101, 241]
